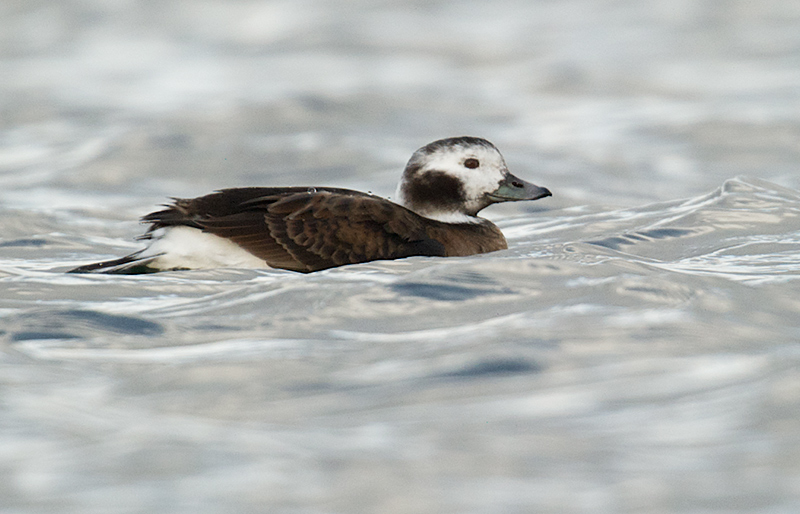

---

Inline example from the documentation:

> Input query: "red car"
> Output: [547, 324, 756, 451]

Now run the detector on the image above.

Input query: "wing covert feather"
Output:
[196, 191, 445, 272]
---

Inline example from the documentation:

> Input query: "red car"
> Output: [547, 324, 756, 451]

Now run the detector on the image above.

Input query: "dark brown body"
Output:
[137, 187, 508, 273]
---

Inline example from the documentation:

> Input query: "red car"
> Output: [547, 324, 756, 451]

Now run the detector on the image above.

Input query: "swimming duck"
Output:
[70, 136, 551, 273]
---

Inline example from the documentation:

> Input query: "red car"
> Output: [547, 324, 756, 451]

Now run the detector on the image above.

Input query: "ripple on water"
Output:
[7, 308, 165, 343]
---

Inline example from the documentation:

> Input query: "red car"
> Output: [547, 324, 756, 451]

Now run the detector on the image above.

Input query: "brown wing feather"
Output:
[145, 189, 447, 272]
[266, 192, 447, 271]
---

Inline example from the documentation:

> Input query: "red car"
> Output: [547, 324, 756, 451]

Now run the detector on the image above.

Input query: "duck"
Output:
[69, 136, 552, 274]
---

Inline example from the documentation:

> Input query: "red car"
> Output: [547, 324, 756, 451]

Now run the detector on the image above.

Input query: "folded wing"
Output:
[142, 187, 446, 272]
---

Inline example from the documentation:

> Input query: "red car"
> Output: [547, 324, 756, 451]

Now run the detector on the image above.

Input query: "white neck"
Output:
[418, 211, 483, 224]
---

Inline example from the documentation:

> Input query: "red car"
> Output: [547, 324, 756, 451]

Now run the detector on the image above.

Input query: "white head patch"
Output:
[395, 137, 509, 221]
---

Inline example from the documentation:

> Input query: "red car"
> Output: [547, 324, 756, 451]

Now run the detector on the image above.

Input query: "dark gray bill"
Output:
[486, 173, 552, 202]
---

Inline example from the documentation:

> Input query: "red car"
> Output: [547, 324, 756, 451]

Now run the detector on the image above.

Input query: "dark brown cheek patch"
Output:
[403, 171, 466, 212]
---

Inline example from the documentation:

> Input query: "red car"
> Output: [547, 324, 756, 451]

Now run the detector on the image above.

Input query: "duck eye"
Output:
[464, 158, 480, 169]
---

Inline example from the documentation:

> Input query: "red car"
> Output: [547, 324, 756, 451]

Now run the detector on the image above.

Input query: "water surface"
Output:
[2, 1, 800, 513]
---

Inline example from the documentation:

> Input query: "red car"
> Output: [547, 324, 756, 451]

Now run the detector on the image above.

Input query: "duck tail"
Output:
[68, 251, 159, 274]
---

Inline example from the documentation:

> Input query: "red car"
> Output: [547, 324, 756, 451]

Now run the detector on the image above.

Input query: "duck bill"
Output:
[486, 173, 552, 203]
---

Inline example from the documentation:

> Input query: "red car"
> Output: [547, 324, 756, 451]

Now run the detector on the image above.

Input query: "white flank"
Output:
[142, 226, 269, 270]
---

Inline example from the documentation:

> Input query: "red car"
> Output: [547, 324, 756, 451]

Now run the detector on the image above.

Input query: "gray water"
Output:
[2, 1, 800, 513]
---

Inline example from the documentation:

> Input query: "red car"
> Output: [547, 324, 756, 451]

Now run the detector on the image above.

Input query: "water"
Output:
[2, 1, 800, 513]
